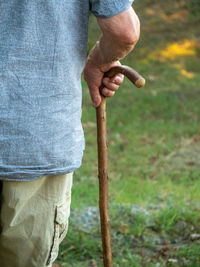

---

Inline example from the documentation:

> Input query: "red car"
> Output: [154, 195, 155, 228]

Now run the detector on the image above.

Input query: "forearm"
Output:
[87, 7, 140, 67]
[87, 39, 132, 67]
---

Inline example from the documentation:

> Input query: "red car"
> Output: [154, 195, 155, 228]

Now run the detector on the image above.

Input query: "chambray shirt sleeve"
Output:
[90, 0, 134, 18]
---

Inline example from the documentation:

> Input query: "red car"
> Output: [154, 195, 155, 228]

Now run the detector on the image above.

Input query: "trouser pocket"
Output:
[46, 201, 70, 265]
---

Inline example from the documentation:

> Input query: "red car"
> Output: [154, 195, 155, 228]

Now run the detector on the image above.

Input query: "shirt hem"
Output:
[0, 164, 81, 182]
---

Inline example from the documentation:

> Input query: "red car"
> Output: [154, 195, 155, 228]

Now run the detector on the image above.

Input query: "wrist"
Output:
[86, 41, 119, 71]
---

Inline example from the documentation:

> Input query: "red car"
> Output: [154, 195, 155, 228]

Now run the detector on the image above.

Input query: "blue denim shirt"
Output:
[0, 0, 133, 181]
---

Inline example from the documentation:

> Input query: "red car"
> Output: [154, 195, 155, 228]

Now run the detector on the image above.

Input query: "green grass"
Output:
[56, 0, 200, 266]
[58, 201, 200, 266]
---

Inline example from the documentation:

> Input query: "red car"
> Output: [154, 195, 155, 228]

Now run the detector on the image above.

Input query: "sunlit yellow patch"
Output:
[173, 63, 195, 79]
[150, 40, 200, 62]
[160, 40, 198, 60]
[180, 69, 195, 78]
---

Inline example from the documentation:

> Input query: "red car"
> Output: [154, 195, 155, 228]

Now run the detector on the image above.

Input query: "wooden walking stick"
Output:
[96, 65, 145, 267]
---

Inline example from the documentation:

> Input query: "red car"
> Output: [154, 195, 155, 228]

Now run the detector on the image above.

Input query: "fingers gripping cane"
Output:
[96, 65, 145, 267]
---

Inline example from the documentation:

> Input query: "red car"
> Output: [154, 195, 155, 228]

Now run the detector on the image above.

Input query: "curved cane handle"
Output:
[104, 65, 145, 88]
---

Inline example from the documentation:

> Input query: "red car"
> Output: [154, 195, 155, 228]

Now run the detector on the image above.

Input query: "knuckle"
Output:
[106, 83, 118, 91]
[105, 90, 115, 97]
[102, 88, 108, 95]
[112, 84, 119, 91]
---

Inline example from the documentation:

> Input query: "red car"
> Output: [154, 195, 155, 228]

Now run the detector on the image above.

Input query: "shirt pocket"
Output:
[46, 201, 70, 265]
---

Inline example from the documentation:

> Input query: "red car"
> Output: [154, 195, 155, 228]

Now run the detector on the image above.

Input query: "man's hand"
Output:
[84, 60, 124, 107]
[84, 7, 140, 107]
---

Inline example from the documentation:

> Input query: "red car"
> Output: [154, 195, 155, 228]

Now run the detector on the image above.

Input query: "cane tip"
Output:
[135, 78, 146, 88]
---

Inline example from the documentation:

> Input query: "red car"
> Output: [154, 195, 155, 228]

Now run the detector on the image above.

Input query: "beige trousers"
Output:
[0, 173, 73, 267]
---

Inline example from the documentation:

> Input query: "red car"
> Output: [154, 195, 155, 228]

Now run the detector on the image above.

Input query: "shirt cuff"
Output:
[90, 0, 134, 18]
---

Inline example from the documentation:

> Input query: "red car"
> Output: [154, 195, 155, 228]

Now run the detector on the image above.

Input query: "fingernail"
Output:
[92, 102, 97, 107]
[92, 101, 97, 107]
[114, 77, 121, 83]
[103, 79, 108, 85]
[93, 96, 100, 107]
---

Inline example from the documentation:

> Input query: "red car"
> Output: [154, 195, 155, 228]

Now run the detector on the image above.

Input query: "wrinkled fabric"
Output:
[0, 0, 134, 181]
[0, 173, 73, 267]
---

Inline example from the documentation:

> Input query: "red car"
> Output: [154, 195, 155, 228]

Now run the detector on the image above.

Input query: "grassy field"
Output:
[57, 0, 200, 266]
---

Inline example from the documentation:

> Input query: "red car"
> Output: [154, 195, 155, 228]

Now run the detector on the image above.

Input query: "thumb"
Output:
[88, 85, 101, 107]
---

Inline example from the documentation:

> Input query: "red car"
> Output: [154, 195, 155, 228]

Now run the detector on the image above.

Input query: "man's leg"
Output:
[0, 173, 73, 267]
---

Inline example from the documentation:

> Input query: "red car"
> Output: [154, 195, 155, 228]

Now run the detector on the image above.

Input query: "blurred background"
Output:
[57, 0, 200, 266]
